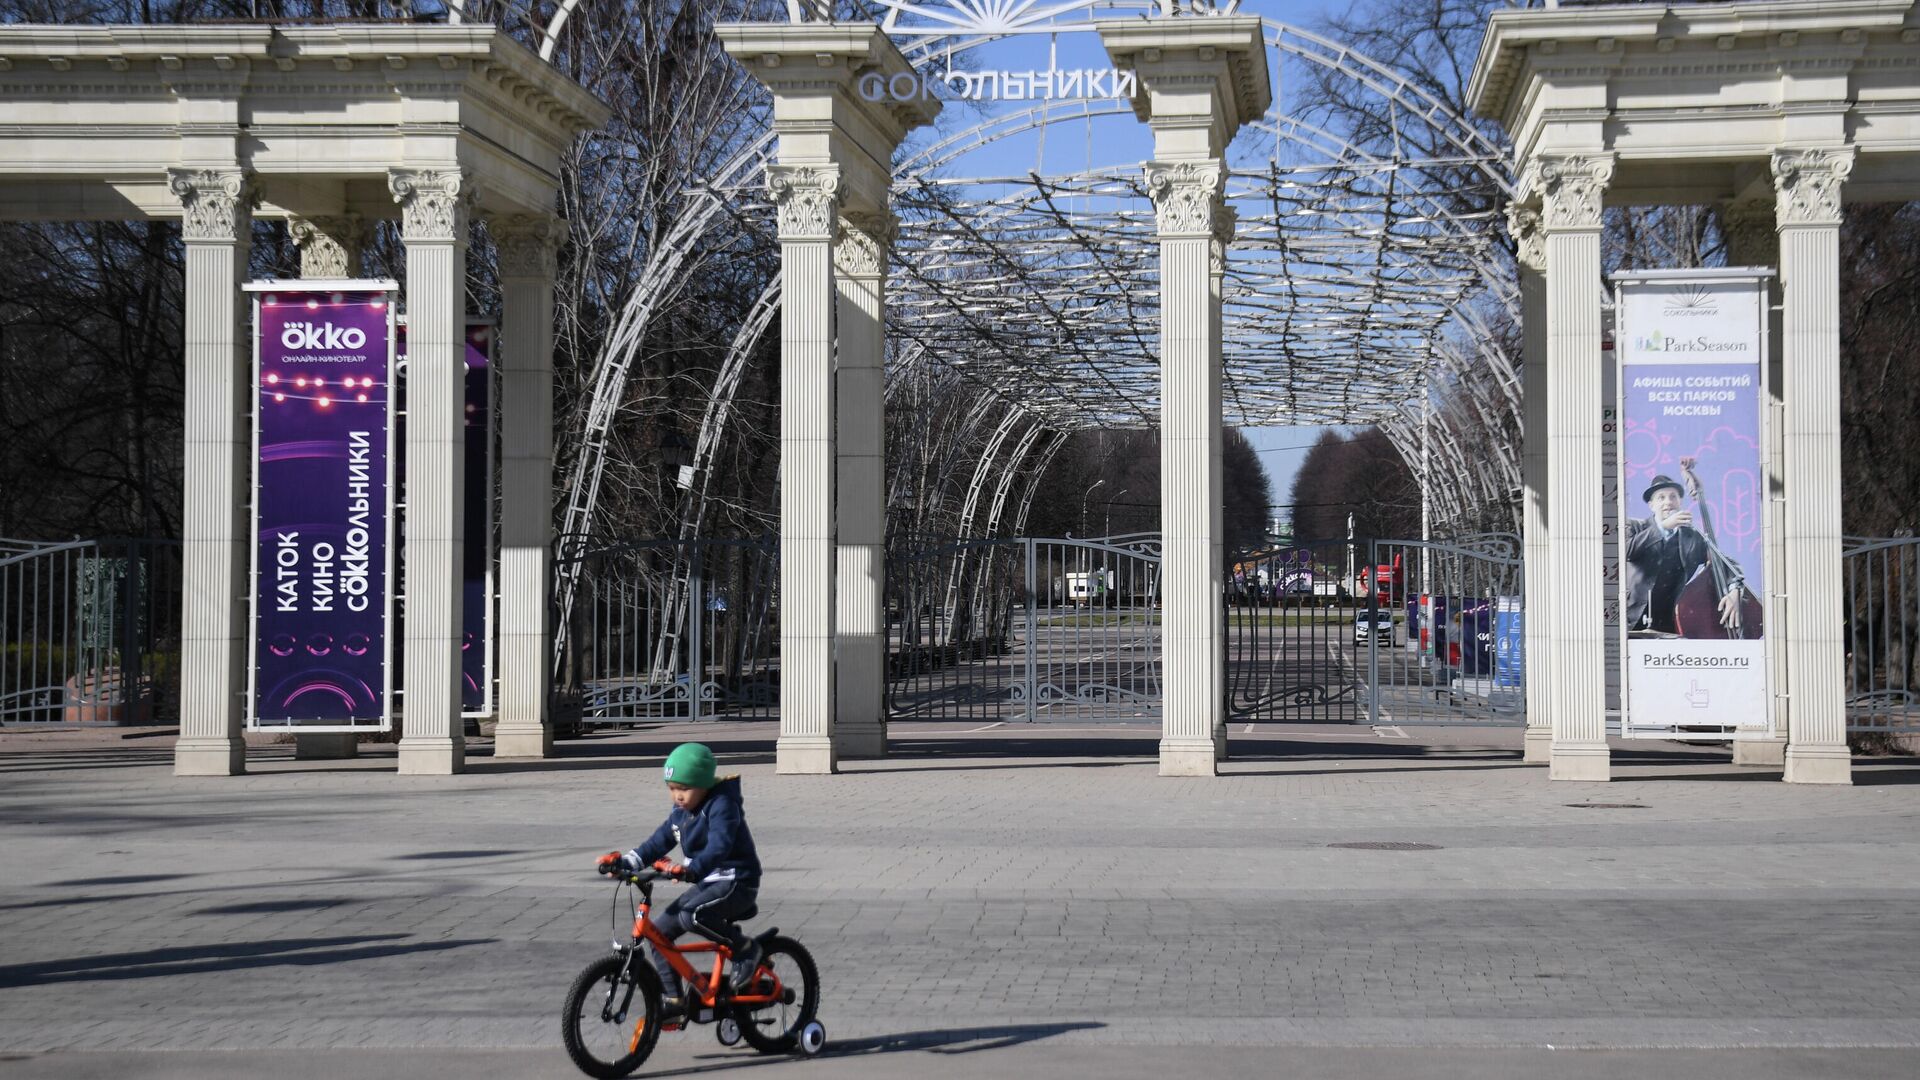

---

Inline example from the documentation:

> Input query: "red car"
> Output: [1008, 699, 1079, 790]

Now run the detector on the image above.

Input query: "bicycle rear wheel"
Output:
[733, 935, 820, 1055]
[562, 953, 663, 1079]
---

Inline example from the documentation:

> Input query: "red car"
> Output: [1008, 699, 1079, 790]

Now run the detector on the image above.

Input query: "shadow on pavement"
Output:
[0, 933, 494, 987]
[641, 1022, 1108, 1075]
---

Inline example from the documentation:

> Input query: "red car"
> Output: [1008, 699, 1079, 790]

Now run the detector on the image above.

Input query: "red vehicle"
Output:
[1356, 554, 1405, 606]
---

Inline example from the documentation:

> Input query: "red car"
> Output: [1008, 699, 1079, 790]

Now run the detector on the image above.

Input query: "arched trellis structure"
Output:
[534, 2, 1523, 626]
[459, 2, 1529, 776]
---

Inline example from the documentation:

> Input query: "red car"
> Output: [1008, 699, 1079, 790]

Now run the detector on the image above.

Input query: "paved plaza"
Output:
[3, 722, 1920, 1078]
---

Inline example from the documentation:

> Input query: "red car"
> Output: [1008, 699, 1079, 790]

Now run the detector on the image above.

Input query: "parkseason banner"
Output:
[1615, 270, 1770, 735]
[248, 283, 397, 729]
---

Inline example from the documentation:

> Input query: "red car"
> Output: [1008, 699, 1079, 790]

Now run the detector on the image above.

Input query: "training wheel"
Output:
[798, 1020, 826, 1057]
[716, 1016, 742, 1047]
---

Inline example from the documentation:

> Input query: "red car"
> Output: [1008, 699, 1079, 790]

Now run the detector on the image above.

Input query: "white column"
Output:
[834, 211, 892, 760]
[491, 214, 563, 759]
[770, 165, 840, 775]
[170, 167, 253, 777]
[1722, 197, 1789, 768]
[1774, 148, 1854, 785]
[1509, 205, 1552, 765]
[390, 168, 469, 775]
[1150, 161, 1226, 777]
[1536, 153, 1612, 782]
[289, 213, 369, 762]
[1211, 208, 1234, 763]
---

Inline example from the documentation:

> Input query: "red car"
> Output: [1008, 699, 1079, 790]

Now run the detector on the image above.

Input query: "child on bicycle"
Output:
[597, 742, 762, 1019]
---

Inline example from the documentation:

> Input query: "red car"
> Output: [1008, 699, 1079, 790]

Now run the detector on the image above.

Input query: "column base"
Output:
[398, 738, 465, 775]
[173, 736, 245, 776]
[1160, 739, 1217, 777]
[1523, 727, 1552, 764]
[1549, 743, 1611, 782]
[1733, 738, 1786, 767]
[1784, 744, 1852, 785]
[835, 724, 887, 760]
[777, 735, 838, 775]
[294, 734, 358, 760]
[492, 723, 552, 759]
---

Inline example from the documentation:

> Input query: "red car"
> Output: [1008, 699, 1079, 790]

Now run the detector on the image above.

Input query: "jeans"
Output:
[649, 877, 757, 998]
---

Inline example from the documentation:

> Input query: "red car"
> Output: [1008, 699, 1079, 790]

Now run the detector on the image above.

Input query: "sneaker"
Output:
[658, 994, 687, 1022]
[729, 941, 763, 991]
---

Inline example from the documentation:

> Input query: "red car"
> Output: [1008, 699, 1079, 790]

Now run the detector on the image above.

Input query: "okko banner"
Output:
[247, 283, 398, 730]
[1614, 270, 1771, 735]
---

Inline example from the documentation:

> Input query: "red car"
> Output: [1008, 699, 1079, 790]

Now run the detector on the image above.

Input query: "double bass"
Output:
[1672, 456, 1764, 639]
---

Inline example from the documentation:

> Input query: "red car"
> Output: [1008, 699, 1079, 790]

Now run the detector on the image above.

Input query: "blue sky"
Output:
[905, 0, 1378, 509]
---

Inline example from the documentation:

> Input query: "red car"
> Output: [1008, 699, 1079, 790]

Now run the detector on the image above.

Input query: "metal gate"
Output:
[1226, 538, 1369, 723]
[887, 535, 1162, 723]
[1, 537, 182, 725]
[1846, 534, 1920, 735]
[1363, 535, 1526, 726]
[553, 537, 779, 726]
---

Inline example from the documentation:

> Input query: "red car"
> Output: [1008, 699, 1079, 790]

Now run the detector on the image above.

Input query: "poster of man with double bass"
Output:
[1615, 269, 1771, 734]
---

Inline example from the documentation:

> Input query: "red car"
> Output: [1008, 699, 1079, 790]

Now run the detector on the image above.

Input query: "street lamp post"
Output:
[1102, 487, 1129, 540]
[1079, 479, 1104, 607]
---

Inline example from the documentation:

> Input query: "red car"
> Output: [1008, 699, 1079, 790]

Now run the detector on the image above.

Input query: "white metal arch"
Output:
[515, 3, 1523, 626]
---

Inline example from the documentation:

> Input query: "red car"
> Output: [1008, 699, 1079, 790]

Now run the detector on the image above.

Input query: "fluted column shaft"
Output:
[1151, 161, 1225, 777]
[391, 168, 469, 775]
[1211, 210, 1233, 763]
[492, 214, 562, 759]
[834, 212, 891, 760]
[1510, 206, 1552, 765]
[771, 165, 840, 775]
[171, 167, 253, 777]
[1774, 149, 1854, 785]
[1537, 154, 1612, 782]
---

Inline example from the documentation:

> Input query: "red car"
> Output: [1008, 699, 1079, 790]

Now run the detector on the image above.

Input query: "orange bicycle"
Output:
[562, 863, 824, 1078]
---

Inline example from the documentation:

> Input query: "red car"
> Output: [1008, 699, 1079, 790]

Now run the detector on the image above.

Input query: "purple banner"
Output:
[1620, 361, 1766, 620]
[460, 324, 494, 714]
[252, 287, 394, 727]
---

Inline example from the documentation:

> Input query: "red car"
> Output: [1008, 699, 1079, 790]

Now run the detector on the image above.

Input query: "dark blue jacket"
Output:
[627, 776, 761, 886]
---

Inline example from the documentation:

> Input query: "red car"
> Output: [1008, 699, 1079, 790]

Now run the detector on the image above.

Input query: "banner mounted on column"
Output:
[245, 281, 399, 731]
[1614, 269, 1773, 738]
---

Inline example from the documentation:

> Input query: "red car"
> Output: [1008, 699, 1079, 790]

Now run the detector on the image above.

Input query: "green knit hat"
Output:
[663, 742, 717, 789]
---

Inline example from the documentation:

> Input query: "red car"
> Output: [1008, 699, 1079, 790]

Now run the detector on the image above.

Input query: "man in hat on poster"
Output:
[1623, 472, 1743, 636]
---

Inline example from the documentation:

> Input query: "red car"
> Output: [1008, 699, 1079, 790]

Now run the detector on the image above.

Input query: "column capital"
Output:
[1209, 203, 1238, 277]
[491, 213, 564, 279]
[1771, 147, 1853, 228]
[1145, 159, 1225, 238]
[288, 214, 366, 279]
[166, 167, 255, 242]
[1527, 153, 1612, 231]
[1505, 203, 1547, 273]
[834, 211, 896, 279]
[766, 164, 842, 242]
[1719, 198, 1779, 265]
[388, 167, 471, 242]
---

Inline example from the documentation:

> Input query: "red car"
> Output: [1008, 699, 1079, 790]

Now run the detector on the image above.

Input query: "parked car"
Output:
[1353, 608, 1395, 646]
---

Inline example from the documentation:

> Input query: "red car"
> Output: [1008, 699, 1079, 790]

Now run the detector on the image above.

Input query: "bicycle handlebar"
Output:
[597, 864, 670, 884]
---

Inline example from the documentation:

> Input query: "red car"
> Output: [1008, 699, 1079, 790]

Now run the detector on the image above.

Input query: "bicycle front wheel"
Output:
[562, 953, 663, 1079]
[733, 935, 820, 1055]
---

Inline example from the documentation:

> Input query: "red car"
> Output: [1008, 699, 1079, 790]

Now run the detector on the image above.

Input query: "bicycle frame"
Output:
[626, 887, 784, 1012]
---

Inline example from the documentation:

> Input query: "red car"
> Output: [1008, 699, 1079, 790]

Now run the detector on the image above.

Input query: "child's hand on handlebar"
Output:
[595, 851, 634, 874]
[651, 858, 688, 879]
